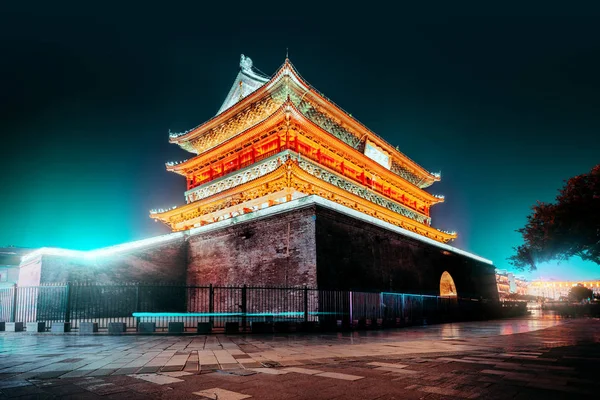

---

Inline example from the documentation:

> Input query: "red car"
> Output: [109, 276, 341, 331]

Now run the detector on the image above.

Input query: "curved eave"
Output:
[168, 66, 287, 146]
[150, 163, 288, 224]
[165, 165, 187, 176]
[151, 161, 453, 242]
[166, 102, 291, 175]
[150, 205, 184, 223]
[289, 159, 436, 230]
[419, 177, 440, 189]
[171, 58, 439, 184]
[284, 100, 444, 205]
[279, 60, 440, 185]
[431, 197, 445, 206]
[166, 98, 444, 207]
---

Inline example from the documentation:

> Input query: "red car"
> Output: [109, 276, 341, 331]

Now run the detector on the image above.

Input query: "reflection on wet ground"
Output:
[1, 313, 599, 399]
[240, 310, 566, 345]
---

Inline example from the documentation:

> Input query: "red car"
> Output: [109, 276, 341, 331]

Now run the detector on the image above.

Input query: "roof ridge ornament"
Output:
[240, 54, 253, 73]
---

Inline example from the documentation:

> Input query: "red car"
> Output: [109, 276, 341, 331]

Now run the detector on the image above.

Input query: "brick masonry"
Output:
[34, 238, 187, 284]
[314, 206, 498, 300]
[24, 203, 497, 300]
[186, 205, 317, 287]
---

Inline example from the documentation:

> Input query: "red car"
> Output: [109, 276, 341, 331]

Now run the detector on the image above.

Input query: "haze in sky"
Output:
[1, 3, 599, 281]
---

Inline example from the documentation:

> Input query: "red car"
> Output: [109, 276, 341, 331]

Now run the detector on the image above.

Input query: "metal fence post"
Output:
[209, 284, 214, 326]
[348, 291, 353, 326]
[241, 285, 247, 331]
[401, 294, 405, 323]
[11, 284, 18, 323]
[64, 282, 72, 324]
[135, 283, 141, 329]
[304, 286, 309, 322]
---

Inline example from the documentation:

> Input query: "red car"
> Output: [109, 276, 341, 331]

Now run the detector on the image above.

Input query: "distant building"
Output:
[496, 270, 511, 300]
[515, 277, 528, 296]
[496, 270, 529, 299]
[507, 273, 529, 296]
[528, 280, 600, 300]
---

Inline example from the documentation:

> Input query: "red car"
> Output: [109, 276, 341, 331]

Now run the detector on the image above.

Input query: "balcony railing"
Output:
[185, 145, 428, 216]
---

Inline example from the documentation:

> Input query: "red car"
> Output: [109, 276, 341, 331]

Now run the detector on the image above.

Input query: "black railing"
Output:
[0, 283, 499, 332]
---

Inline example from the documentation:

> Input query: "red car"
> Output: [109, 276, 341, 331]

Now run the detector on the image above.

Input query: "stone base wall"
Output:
[186, 205, 317, 287]
[314, 207, 499, 300]
[22, 201, 497, 303]
[28, 238, 187, 285]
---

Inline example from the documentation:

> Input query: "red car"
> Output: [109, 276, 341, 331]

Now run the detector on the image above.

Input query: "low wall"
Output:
[18, 198, 498, 324]
[19, 238, 187, 285]
[314, 206, 499, 301]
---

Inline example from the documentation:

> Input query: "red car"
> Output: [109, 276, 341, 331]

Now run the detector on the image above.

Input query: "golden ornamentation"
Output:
[154, 59, 455, 243]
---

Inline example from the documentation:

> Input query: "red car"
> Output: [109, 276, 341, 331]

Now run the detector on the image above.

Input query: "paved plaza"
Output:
[0, 315, 599, 399]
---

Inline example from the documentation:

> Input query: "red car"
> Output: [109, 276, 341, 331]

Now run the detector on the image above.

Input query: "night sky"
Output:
[1, 3, 599, 280]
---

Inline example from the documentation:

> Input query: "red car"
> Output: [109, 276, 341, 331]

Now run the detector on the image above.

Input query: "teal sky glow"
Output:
[1, 5, 598, 282]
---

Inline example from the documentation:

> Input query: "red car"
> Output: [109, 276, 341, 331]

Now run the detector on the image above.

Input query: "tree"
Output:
[568, 284, 593, 302]
[509, 164, 600, 271]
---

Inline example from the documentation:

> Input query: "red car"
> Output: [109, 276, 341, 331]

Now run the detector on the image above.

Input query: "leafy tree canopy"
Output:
[568, 284, 593, 302]
[510, 164, 600, 271]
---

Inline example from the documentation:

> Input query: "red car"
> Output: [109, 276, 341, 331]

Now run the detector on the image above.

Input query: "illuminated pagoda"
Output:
[151, 55, 455, 244]
[17, 54, 497, 302]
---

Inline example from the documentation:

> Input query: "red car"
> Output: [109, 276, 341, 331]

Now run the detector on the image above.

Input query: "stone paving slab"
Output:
[367, 362, 409, 368]
[249, 368, 289, 375]
[129, 373, 185, 385]
[314, 371, 364, 381]
[282, 367, 324, 375]
[0, 318, 599, 399]
[162, 371, 194, 377]
[193, 387, 252, 399]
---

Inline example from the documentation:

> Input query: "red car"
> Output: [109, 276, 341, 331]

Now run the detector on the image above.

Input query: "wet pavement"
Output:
[1, 314, 599, 399]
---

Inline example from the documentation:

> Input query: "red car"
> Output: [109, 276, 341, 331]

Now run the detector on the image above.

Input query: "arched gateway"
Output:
[440, 271, 458, 297]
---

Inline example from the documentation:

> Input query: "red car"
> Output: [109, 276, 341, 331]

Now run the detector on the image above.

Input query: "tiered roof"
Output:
[169, 55, 440, 189]
[154, 55, 456, 243]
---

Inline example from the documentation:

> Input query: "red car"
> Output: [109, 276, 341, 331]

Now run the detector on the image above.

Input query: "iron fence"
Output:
[0, 283, 495, 332]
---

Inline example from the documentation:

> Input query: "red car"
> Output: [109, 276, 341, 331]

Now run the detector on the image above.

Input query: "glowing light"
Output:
[169, 128, 194, 139]
[149, 206, 177, 214]
[132, 311, 345, 318]
[364, 140, 391, 170]
[166, 160, 188, 167]
[21, 232, 185, 263]
[381, 292, 439, 298]
[22, 196, 490, 267]
[134, 312, 243, 317]
[437, 229, 457, 236]
[440, 271, 458, 297]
